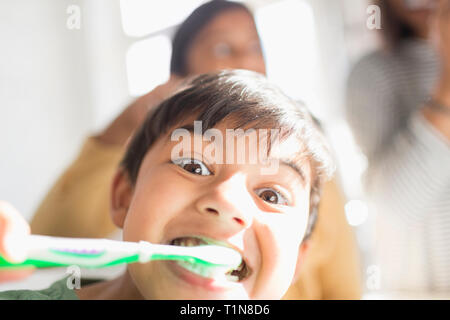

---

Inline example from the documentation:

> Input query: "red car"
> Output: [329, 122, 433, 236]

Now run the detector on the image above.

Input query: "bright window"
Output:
[255, 0, 320, 109]
[120, 0, 208, 37]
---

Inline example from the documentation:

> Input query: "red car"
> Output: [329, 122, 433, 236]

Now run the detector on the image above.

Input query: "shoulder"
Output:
[353, 50, 391, 70]
[0, 277, 79, 300]
[348, 49, 396, 85]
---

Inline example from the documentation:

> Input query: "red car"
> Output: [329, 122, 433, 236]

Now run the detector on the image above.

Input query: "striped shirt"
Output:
[346, 39, 450, 292]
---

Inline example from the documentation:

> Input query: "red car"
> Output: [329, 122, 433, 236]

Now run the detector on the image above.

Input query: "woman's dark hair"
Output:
[170, 0, 253, 76]
[120, 70, 335, 240]
[375, 0, 418, 49]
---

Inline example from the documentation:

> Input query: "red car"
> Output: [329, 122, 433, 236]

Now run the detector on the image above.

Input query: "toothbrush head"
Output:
[182, 245, 242, 268]
[149, 244, 243, 269]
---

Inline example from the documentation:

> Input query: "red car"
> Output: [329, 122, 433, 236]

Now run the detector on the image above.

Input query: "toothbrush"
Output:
[0, 235, 242, 271]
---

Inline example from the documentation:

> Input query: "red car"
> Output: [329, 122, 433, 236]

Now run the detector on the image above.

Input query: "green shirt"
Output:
[0, 277, 79, 300]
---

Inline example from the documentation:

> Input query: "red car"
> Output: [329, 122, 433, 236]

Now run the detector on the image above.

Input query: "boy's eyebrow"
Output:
[173, 125, 308, 183]
[279, 159, 307, 184]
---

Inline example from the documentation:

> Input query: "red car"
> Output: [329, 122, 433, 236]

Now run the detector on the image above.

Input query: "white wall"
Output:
[82, 0, 131, 131]
[0, 0, 130, 221]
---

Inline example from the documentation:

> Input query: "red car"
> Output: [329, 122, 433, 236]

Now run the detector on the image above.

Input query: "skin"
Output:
[186, 9, 266, 75]
[77, 122, 312, 299]
[425, 0, 450, 140]
[388, 0, 438, 38]
[97, 8, 266, 146]
[389, 0, 450, 140]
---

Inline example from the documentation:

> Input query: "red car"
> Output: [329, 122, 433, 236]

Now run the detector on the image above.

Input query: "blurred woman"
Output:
[347, 0, 450, 292]
[31, 0, 361, 299]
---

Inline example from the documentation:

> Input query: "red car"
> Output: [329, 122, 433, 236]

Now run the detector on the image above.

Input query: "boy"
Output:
[0, 70, 334, 299]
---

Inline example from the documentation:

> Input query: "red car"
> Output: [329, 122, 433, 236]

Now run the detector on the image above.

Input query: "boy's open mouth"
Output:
[168, 236, 251, 282]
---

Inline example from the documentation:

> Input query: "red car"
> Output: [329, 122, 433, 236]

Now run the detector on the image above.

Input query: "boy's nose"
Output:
[195, 173, 255, 230]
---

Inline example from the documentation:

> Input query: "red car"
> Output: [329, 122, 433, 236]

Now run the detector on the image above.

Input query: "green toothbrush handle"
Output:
[0, 253, 141, 269]
[0, 255, 66, 268]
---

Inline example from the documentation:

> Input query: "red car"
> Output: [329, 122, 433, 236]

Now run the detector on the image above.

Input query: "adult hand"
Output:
[424, 0, 450, 140]
[0, 201, 34, 283]
[96, 75, 184, 146]
[431, 0, 450, 106]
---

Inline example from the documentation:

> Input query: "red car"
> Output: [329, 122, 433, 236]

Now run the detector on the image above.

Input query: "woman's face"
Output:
[388, 0, 438, 38]
[186, 9, 266, 76]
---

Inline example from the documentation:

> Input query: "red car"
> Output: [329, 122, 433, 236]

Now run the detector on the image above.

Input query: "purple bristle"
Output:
[53, 248, 104, 255]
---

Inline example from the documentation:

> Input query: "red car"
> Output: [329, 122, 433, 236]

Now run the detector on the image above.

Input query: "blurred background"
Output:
[0, 0, 380, 296]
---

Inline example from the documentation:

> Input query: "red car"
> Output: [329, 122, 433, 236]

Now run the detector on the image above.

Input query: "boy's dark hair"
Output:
[121, 70, 335, 239]
[170, 0, 254, 76]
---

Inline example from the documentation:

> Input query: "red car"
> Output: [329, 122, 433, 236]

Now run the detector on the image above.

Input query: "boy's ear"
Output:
[292, 240, 310, 283]
[110, 167, 133, 228]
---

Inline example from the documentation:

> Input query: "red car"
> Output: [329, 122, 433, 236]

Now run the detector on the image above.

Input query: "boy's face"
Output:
[112, 122, 311, 299]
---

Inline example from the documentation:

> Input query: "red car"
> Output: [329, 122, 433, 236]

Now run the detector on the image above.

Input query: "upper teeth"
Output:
[171, 237, 208, 247]
[170, 236, 247, 282]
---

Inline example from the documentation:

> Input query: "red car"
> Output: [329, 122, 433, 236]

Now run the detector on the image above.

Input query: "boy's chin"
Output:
[130, 263, 251, 300]
[140, 282, 251, 300]
[152, 277, 251, 300]
[161, 289, 249, 300]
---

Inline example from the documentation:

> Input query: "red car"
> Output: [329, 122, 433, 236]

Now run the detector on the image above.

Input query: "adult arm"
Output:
[30, 137, 124, 238]
[31, 78, 182, 238]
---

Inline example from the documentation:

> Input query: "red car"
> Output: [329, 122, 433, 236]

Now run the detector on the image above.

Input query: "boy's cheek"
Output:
[122, 202, 169, 245]
[122, 176, 188, 242]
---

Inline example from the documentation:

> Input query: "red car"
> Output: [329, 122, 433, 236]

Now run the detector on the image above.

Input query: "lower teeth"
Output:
[225, 274, 239, 282]
[176, 260, 240, 282]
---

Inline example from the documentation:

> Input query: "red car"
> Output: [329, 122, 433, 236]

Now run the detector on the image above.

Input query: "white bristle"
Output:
[177, 245, 242, 268]
[139, 242, 242, 269]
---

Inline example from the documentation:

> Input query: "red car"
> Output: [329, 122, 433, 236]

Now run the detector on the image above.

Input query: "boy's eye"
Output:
[173, 158, 212, 176]
[255, 188, 289, 206]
